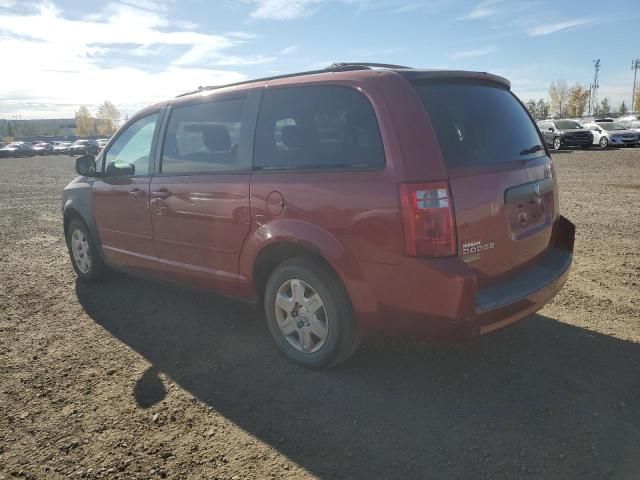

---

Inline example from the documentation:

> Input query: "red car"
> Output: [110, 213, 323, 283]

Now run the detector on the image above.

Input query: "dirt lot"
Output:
[1, 149, 639, 480]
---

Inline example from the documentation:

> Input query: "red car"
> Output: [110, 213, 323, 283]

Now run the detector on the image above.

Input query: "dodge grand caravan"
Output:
[62, 63, 575, 368]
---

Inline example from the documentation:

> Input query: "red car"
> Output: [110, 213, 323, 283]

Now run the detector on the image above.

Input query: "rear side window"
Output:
[161, 96, 247, 174]
[412, 81, 545, 167]
[254, 85, 385, 170]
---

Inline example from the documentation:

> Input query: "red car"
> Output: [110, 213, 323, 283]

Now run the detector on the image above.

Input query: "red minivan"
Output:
[63, 63, 575, 368]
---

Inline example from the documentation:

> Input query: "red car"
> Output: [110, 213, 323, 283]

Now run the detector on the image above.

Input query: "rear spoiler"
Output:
[395, 70, 511, 89]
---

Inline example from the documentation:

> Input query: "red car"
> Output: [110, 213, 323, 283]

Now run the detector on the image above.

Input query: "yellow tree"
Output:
[566, 83, 590, 118]
[548, 80, 569, 117]
[96, 100, 120, 136]
[75, 106, 96, 137]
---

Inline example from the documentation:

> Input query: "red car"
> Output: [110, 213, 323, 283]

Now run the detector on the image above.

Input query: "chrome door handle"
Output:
[128, 188, 145, 198]
[150, 189, 171, 200]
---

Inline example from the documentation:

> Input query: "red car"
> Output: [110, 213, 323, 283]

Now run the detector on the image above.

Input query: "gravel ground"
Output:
[1, 149, 639, 480]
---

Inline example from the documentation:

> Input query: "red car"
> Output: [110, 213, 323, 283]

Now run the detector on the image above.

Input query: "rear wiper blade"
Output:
[520, 144, 544, 155]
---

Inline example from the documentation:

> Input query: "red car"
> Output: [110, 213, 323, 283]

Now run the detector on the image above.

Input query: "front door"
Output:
[92, 112, 161, 275]
[149, 95, 255, 296]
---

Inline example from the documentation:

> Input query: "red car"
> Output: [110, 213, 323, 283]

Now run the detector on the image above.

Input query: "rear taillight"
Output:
[399, 181, 456, 257]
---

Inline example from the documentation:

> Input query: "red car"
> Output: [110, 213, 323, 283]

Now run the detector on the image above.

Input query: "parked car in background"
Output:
[53, 142, 72, 154]
[32, 142, 54, 155]
[96, 138, 109, 150]
[62, 64, 575, 368]
[0, 142, 35, 158]
[619, 114, 640, 124]
[619, 119, 640, 142]
[583, 121, 639, 148]
[68, 139, 100, 156]
[538, 119, 593, 150]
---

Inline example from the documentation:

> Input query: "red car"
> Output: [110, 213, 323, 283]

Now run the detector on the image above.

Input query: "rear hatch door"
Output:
[410, 80, 556, 287]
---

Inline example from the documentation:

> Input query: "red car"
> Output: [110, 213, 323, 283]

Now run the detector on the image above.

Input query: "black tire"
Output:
[599, 137, 608, 148]
[552, 137, 561, 150]
[65, 218, 107, 282]
[264, 257, 359, 369]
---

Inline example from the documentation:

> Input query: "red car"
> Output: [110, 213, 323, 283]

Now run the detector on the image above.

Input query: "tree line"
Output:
[75, 101, 121, 137]
[525, 80, 639, 120]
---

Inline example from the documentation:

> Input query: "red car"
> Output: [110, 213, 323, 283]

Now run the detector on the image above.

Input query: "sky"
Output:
[0, 0, 638, 119]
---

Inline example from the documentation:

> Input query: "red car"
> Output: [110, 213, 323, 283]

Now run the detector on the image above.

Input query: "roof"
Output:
[175, 62, 511, 99]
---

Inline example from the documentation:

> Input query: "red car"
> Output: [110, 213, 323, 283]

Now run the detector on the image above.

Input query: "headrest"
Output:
[202, 124, 231, 152]
[281, 125, 307, 150]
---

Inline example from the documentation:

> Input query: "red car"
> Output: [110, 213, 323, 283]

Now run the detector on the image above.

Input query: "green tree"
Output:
[96, 100, 120, 136]
[75, 106, 96, 137]
[537, 98, 550, 119]
[599, 97, 611, 116]
[618, 101, 628, 116]
[525, 99, 537, 118]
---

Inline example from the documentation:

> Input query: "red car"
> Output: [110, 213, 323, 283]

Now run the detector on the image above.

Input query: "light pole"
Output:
[632, 59, 640, 114]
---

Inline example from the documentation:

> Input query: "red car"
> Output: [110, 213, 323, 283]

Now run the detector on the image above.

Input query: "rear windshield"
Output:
[411, 81, 545, 167]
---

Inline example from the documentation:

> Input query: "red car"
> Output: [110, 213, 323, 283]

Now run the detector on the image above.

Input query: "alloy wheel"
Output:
[70, 228, 92, 274]
[274, 278, 329, 354]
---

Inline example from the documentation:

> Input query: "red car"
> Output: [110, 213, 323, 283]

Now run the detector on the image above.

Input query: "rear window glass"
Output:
[254, 85, 385, 170]
[412, 81, 545, 167]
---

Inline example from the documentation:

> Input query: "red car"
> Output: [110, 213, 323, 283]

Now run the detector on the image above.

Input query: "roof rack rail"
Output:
[328, 62, 412, 70]
[175, 62, 411, 98]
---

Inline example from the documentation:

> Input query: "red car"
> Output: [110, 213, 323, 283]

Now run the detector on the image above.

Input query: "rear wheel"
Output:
[552, 137, 561, 150]
[65, 218, 107, 282]
[599, 137, 609, 148]
[264, 257, 359, 368]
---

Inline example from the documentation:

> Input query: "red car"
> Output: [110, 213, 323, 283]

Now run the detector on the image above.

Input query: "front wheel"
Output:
[552, 137, 561, 150]
[65, 218, 107, 282]
[264, 258, 359, 368]
[599, 137, 609, 148]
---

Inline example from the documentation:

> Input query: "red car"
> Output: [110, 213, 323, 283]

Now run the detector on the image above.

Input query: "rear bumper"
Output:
[357, 216, 575, 341]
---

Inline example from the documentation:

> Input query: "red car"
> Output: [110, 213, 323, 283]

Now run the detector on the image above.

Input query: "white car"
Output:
[583, 121, 639, 148]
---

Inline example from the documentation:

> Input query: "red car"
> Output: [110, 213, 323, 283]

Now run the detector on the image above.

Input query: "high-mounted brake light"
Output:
[399, 181, 456, 257]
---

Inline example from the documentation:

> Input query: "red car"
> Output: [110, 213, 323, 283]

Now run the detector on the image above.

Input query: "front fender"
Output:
[238, 219, 378, 317]
[62, 176, 100, 247]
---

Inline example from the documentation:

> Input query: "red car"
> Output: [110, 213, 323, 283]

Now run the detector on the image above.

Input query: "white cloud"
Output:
[451, 46, 496, 59]
[245, 0, 325, 20]
[528, 18, 592, 36]
[0, 1, 270, 118]
[457, 0, 505, 20]
[279, 45, 299, 55]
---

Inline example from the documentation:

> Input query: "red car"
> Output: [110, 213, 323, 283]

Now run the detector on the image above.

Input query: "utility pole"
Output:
[632, 58, 640, 114]
[589, 59, 600, 117]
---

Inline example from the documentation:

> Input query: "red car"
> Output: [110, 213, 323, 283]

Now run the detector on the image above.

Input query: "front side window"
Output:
[161, 97, 247, 175]
[103, 113, 159, 177]
[254, 85, 385, 170]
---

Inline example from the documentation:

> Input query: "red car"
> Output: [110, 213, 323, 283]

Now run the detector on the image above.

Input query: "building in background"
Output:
[0, 118, 111, 141]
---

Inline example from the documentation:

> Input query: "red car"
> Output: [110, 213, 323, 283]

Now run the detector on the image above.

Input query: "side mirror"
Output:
[548, 127, 554, 132]
[75, 155, 96, 176]
[105, 161, 135, 177]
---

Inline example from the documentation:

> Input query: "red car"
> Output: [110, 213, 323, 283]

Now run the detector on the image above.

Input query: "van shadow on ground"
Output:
[76, 273, 640, 479]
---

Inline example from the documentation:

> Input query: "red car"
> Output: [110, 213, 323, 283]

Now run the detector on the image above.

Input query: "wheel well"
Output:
[253, 242, 338, 301]
[63, 208, 82, 234]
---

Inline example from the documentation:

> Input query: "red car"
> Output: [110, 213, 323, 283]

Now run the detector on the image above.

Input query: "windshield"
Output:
[600, 123, 626, 131]
[411, 81, 545, 166]
[555, 120, 582, 129]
